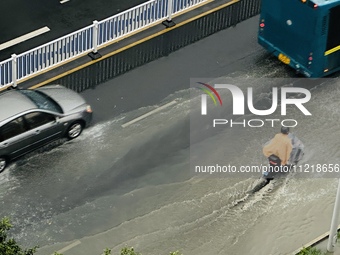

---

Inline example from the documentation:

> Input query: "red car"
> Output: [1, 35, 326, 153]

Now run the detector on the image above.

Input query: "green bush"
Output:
[297, 246, 325, 255]
[0, 217, 38, 255]
[119, 247, 140, 255]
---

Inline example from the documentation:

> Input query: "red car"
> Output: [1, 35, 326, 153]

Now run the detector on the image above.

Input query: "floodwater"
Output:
[1, 61, 340, 255]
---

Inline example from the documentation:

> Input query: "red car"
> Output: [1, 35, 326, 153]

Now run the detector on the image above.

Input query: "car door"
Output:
[0, 116, 36, 159]
[23, 112, 64, 148]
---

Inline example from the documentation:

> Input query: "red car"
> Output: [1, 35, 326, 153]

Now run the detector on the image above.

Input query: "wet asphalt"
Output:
[0, 16, 274, 251]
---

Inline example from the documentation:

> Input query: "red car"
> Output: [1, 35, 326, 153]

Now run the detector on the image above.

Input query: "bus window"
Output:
[327, 5, 340, 51]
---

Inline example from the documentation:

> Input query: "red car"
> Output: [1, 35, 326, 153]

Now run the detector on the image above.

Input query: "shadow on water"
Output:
[75, 116, 191, 203]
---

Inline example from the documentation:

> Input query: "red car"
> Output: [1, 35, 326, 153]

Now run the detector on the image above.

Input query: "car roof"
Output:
[0, 90, 37, 122]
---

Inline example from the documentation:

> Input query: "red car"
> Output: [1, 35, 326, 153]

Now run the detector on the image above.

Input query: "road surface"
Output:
[0, 0, 146, 61]
[0, 15, 339, 255]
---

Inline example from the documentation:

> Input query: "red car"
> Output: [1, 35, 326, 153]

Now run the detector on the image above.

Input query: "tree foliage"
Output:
[0, 217, 38, 255]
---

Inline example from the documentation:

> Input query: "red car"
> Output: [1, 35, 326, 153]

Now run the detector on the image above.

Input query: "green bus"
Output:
[258, 0, 340, 77]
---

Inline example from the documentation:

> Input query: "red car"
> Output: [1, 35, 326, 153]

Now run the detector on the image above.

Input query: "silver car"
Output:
[0, 85, 93, 172]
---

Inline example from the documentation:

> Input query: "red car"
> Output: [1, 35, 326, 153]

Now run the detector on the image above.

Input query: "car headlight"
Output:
[86, 105, 92, 113]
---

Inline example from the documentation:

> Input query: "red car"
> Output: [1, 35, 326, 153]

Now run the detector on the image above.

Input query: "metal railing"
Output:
[0, 0, 208, 88]
[53, 0, 262, 93]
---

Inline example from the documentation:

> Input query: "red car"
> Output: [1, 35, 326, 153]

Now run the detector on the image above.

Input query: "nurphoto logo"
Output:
[197, 82, 312, 128]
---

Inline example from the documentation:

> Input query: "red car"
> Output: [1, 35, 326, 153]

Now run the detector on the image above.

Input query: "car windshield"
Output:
[19, 90, 63, 113]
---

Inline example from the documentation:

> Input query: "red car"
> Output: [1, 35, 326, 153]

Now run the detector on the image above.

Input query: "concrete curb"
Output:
[292, 224, 340, 254]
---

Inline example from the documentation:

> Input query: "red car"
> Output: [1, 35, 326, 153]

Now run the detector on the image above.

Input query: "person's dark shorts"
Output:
[268, 154, 281, 167]
[263, 154, 283, 180]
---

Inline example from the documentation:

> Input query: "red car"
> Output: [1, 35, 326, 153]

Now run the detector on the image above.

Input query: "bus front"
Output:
[258, 0, 325, 77]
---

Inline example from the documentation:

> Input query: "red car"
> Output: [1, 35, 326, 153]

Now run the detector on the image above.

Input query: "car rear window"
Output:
[19, 90, 63, 113]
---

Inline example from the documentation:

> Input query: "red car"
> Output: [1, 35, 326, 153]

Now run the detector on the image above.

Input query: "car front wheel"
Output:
[0, 157, 7, 173]
[66, 122, 83, 139]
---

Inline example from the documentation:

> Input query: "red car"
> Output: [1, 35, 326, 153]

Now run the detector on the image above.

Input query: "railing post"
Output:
[11, 54, 17, 88]
[93, 20, 99, 53]
[88, 20, 102, 60]
[162, 0, 176, 28]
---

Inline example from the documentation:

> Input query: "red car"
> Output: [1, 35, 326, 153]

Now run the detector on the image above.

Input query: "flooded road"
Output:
[0, 16, 340, 255]
[1, 72, 339, 255]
